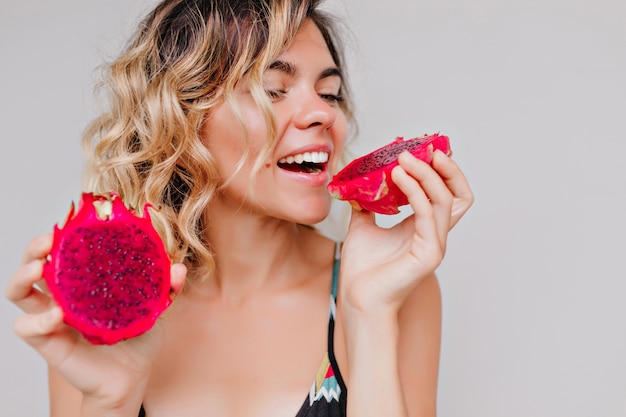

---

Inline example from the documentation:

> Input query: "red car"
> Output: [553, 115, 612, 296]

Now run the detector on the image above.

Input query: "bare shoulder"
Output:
[398, 273, 442, 417]
[48, 366, 82, 417]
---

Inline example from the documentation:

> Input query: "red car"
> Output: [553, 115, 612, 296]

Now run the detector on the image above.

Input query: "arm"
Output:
[397, 273, 442, 417]
[341, 273, 441, 417]
[340, 149, 471, 417]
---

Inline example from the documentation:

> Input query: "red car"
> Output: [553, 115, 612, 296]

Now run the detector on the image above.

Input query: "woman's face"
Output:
[202, 19, 348, 225]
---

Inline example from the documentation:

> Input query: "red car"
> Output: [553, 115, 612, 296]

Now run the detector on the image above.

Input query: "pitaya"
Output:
[43, 192, 173, 345]
[328, 133, 451, 215]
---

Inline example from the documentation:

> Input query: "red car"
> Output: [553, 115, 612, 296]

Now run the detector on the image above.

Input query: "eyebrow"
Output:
[320, 67, 343, 81]
[268, 60, 298, 77]
[268, 60, 343, 81]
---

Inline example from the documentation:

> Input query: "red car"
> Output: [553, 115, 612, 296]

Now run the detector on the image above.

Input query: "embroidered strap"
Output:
[331, 242, 340, 300]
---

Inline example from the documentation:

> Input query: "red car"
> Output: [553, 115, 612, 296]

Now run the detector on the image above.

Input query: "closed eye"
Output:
[265, 89, 287, 101]
[320, 93, 344, 104]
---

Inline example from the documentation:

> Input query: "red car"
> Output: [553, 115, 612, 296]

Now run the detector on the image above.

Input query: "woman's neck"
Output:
[198, 203, 330, 303]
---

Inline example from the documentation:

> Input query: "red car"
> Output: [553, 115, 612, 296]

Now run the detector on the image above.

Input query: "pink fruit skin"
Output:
[43, 192, 172, 345]
[327, 133, 451, 215]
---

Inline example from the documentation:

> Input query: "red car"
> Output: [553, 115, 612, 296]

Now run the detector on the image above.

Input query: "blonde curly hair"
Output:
[81, 0, 355, 280]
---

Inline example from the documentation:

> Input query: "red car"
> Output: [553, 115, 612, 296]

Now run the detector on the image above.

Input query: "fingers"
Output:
[170, 263, 187, 297]
[395, 152, 452, 250]
[21, 233, 53, 264]
[5, 260, 52, 314]
[12, 306, 82, 373]
[13, 306, 64, 342]
[431, 150, 472, 200]
[396, 150, 473, 231]
[9, 234, 80, 366]
[397, 151, 453, 210]
[6, 234, 55, 314]
[431, 150, 474, 228]
[391, 159, 441, 246]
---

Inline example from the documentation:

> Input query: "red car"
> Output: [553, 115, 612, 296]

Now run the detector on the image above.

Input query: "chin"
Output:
[288, 199, 331, 225]
[294, 209, 330, 226]
[298, 213, 329, 226]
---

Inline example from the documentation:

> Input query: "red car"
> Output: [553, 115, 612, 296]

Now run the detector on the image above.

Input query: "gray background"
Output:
[1, 0, 625, 416]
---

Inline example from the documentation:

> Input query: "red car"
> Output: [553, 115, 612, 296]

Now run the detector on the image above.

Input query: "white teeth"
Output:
[279, 151, 329, 165]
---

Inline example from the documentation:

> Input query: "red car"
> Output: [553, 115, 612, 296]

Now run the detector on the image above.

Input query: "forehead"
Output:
[275, 20, 334, 64]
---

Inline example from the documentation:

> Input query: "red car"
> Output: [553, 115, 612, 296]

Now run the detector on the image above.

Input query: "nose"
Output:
[293, 91, 336, 131]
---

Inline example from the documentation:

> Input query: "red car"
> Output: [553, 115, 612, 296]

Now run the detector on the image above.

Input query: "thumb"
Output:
[347, 206, 375, 232]
[170, 263, 187, 297]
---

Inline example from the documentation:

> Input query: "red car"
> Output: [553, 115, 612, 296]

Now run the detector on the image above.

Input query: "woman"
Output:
[5, 0, 473, 416]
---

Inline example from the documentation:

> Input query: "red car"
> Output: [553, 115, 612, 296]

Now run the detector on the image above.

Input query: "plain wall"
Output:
[1, 0, 625, 416]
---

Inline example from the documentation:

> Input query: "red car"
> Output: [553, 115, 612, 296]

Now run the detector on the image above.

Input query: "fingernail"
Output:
[434, 149, 453, 162]
[398, 150, 411, 162]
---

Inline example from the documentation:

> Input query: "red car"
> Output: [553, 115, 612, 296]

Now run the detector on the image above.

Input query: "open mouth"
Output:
[278, 151, 329, 175]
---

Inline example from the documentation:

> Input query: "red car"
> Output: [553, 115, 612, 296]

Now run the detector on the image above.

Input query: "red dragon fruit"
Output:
[328, 133, 451, 215]
[43, 192, 172, 345]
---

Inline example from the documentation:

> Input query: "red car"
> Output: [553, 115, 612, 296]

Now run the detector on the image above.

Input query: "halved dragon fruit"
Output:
[43, 192, 172, 345]
[328, 133, 451, 215]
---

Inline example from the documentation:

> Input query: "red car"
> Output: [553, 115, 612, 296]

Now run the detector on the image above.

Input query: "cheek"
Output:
[238, 103, 269, 147]
[201, 103, 269, 176]
[330, 112, 349, 172]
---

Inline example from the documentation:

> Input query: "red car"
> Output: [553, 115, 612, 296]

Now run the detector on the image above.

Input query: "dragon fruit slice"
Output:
[328, 133, 451, 215]
[43, 192, 172, 345]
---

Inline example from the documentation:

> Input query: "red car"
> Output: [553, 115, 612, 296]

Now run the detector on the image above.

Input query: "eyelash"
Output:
[265, 89, 287, 100]
[320, 93, 344, 104]
[264, 89, 344, 104]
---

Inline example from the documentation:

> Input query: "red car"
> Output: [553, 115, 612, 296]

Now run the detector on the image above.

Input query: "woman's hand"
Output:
[340, 149, 473, 315]
[5, 233, 186, 413]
